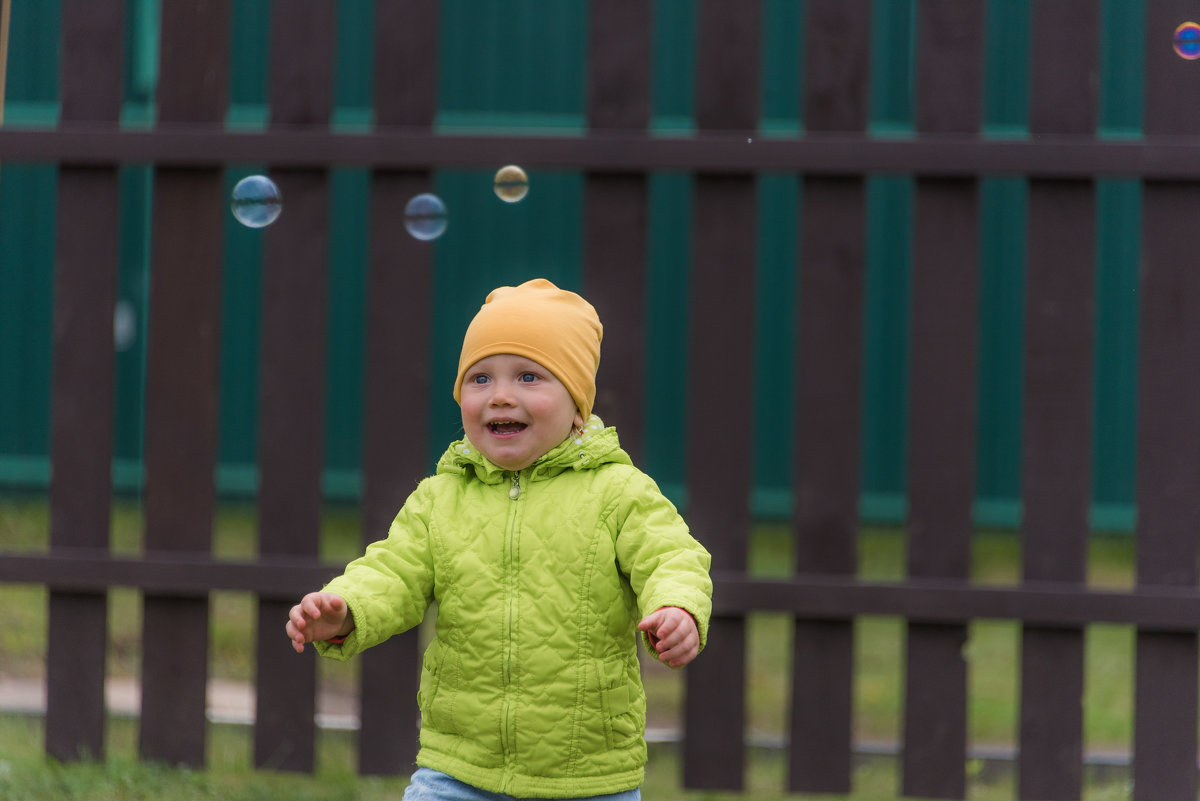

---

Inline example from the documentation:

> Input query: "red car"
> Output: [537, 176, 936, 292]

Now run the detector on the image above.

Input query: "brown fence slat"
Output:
[789, 0, 870, 793]
[359, 171, 429, 775]
[1017, 3, 1098, 798]
[1132, 8, 1200, 797]
[584, 0, 651, 466]
[353, 0, 439, 775]
[138, 0, 230, 768]
[683, 0, 761, 790]
[253, 0, 336, 773]
[44, 0, 124, 764]
[903, 2, 983, 798]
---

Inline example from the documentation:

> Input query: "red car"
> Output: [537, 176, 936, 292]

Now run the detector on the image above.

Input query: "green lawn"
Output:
[0, 498, 1142, 799]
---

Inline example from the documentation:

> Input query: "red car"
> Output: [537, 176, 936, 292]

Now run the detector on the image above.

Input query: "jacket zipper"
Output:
[502, 469, 522, 767]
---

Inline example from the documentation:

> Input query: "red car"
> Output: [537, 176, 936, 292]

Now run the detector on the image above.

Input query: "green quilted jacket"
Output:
[315, 417, 713, 797]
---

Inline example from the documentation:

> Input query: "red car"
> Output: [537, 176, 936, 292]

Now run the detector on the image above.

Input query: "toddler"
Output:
[286, 278, 712, 799]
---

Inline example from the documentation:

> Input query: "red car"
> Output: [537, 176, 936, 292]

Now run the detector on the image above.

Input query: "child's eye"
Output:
[518, 372, 538, 383]
[470, 374, 490, 385]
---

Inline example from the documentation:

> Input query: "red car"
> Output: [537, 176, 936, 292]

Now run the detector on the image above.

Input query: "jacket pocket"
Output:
[596, 660, 643, 750]
[418, 638, 460, 735]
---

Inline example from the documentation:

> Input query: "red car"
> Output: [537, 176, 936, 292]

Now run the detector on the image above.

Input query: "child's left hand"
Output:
[638, 606, 700, 667]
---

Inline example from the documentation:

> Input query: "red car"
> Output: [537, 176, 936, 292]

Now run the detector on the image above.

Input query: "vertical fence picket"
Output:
[682, 0, 761, 790]
[44, 0, 124, 764]
[1017, 3, 1098, 799]
[138, 0, 229, 768]
[354, 0, 440, 775]
[253, 0, 336, 772]
[903, 2, 984, 798]
[788, 0, 871, 793]
[1131, 4, 1200, 799]
[583, 0, 651, 463]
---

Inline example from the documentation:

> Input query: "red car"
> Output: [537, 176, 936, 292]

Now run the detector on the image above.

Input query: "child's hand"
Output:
[285, 592, 352, 653]
[638, 606, 700, 667]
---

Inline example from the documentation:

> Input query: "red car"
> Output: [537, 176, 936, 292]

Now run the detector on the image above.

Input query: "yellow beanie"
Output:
[454, 279, 604, 420]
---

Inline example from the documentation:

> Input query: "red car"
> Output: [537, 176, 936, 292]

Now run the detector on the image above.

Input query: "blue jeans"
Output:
[402, 767, 641, 801]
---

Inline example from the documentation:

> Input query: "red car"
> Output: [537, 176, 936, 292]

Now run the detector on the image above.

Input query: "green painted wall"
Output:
[0, 1, 1147, 530]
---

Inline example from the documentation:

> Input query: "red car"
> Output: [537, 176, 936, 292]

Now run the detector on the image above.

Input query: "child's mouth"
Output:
[488, 421, 527, 436]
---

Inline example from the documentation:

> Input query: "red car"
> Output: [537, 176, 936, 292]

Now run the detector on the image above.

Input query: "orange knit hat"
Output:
[454, 279, 604, 420]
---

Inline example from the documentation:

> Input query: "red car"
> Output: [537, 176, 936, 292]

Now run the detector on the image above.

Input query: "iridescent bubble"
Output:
[230, 175, 282, 228]
[493, 165, 529, 203]
[113, 300, 137, 351]
[404, 193, 448, 241]
[1174, 21, 1200, 60]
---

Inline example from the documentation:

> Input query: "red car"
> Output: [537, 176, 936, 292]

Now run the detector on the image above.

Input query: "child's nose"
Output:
[488, 386, 516, 406]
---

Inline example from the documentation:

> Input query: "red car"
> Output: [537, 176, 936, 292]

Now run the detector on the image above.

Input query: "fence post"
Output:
[355, 0, 440, 776]
[583, 0, 651, 463]
[903, 2, 983, 798]
[139, 0, 230, 768]
[1131, 3, 1200, 799]
[1017, 3, 1099, 799]
[683, 0, 761, 790]
[789, 0, 871, 793]
[253, 0, 337, 773]
[45, 0, 124, 763]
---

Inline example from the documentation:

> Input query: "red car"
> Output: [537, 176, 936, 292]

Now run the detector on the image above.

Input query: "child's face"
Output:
[459, 353, 584, 471]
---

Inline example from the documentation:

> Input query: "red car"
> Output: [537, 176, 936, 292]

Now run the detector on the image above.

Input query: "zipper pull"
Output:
[509, 472, 521, 500]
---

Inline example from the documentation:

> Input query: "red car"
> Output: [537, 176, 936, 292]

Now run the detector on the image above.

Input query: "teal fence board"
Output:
[0, 1, 1150, 530]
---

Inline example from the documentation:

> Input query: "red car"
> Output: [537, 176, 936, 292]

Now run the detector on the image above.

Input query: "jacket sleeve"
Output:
[314, 478, 437, 661]
[612, 468, 713, 662]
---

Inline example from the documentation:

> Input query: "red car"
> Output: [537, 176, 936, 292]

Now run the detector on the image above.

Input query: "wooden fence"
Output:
[3, 1, 1200, 799]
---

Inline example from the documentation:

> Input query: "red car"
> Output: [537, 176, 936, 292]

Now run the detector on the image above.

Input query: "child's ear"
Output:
[573, 411, 585, 429]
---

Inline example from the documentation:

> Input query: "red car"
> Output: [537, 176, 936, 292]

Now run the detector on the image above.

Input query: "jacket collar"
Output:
[437, 415, 631, 484]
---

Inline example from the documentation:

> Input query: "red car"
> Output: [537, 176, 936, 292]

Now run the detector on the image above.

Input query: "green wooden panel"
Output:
[4, 3, 59, 104]
[439, 0, 586, 127]
[0, 166, 56, 467]
[861, 176, 913, 518]
[0, 3, 60, 487]
[217, 166, 265, 495]
[976, 178, 1026, 517]
[651, 0, 695, 129]
[643, 173, 691, 501]
[1092, 180, 1140, 530]
[230, 0, 269, 110]
[751, 175, 799, 517]
[324, 168, 369, 496]
[870, 0, 913, 132]
[113, 167, 153, 479]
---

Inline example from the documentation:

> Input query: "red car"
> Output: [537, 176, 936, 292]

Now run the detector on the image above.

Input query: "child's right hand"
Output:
[285, 592, 352, 653]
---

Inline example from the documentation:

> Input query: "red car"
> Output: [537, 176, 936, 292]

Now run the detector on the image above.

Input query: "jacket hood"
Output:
[436, 414, 633, 484]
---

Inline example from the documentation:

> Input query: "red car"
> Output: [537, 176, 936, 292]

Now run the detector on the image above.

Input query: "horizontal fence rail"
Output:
[6, 551, 1200, 630]
[2, 128, 1200, 178]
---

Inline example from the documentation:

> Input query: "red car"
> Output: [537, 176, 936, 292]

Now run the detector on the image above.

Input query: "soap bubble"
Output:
[230, 175, 282, 228]
[113, 300, 137, 351]
[493, 165, 529, 203]
[404, 193, 448, 241]
[1174, 22, 1200, 59]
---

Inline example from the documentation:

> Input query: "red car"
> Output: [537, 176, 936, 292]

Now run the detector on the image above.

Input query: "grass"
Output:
[0, 497, 1145, 799]
[0, 714, 1136, 801]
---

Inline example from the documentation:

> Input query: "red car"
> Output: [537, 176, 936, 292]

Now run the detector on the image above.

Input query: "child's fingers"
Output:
[289, 603, 309, 628]
[658, 632, 699, 666]
[300, 594, 327, 620]
[285, 619, 308, 653]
